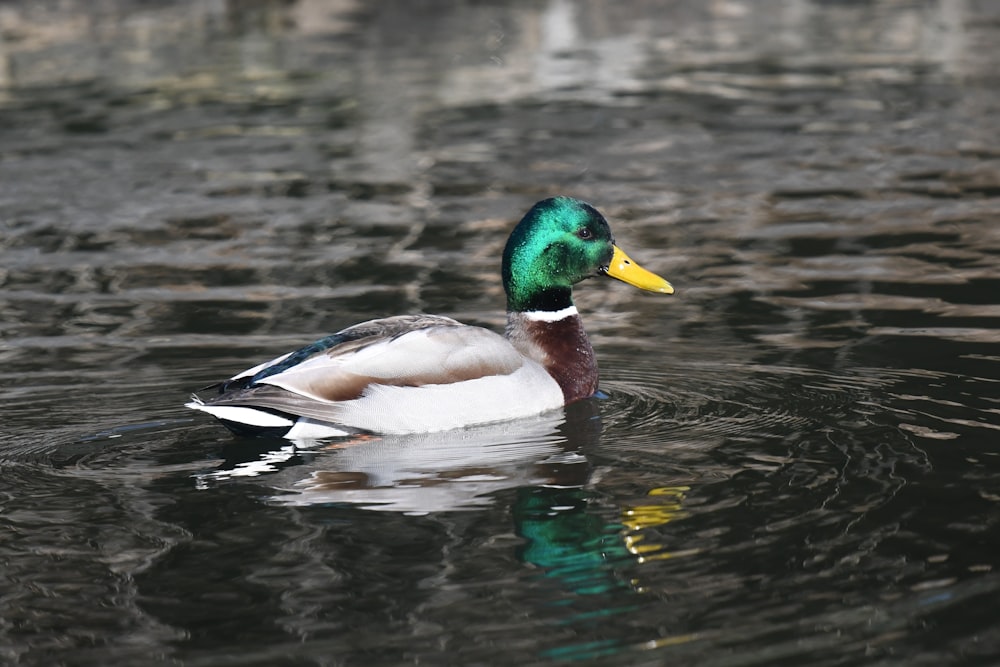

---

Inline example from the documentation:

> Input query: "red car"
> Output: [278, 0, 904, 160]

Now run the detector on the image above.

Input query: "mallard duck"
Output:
[187, 197, 673, 439]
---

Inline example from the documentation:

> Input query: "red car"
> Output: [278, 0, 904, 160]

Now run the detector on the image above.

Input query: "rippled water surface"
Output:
[2, 1, 1000, 665]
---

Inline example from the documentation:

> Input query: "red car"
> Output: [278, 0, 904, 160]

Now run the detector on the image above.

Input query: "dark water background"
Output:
[2, 1, 999, 665]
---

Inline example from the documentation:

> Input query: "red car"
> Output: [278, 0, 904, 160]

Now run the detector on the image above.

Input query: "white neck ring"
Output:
[522, 305, 579, 322]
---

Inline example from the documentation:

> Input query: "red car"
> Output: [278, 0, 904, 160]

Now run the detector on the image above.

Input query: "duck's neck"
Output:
[505, 302, 599, 403]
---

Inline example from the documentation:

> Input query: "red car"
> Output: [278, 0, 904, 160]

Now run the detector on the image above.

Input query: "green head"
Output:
[502, 197, 674, 312]
[502, 197, 615, 312]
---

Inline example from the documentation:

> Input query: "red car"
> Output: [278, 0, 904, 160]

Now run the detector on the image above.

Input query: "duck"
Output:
[186, 197, 673, 439]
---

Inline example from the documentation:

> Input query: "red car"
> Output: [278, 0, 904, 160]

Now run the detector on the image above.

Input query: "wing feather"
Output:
[199, 315, 527, 410]
[257, 325, 525, 402]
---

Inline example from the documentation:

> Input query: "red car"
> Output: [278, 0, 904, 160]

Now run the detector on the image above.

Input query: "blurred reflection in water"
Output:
[199, 403, 598, 514]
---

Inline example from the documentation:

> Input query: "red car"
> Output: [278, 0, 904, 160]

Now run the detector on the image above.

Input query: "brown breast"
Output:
[507, 312, 599, 403]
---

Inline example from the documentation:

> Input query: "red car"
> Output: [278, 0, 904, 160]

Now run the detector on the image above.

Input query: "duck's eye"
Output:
[577, 228, 593, 240]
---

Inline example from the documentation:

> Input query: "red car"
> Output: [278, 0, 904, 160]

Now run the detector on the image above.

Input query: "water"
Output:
[2, 1, 999, 664]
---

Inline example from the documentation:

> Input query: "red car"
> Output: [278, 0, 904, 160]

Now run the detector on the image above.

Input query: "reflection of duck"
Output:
[187, 197, 672, 439]
[197, 401, 604, 515]
[516, 485, 691, 595]
[517, 484, 695, 660]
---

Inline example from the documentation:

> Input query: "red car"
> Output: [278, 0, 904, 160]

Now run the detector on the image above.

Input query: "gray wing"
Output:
[200, 315, 527, 413]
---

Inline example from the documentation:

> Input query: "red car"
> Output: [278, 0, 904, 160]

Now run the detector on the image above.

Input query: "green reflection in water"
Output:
[515, 485, 695, 660]
[516, 487, 633, 597]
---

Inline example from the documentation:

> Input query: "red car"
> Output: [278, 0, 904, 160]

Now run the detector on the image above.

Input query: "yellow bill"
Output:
[603, 245, 674, 294]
